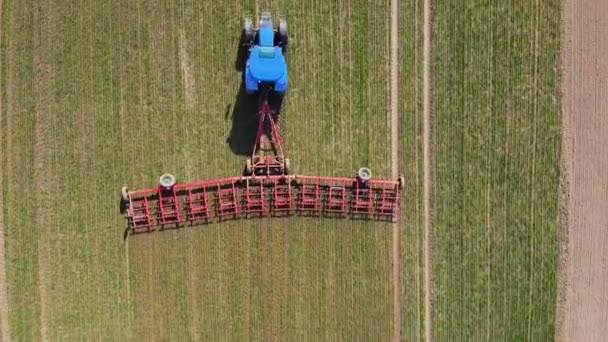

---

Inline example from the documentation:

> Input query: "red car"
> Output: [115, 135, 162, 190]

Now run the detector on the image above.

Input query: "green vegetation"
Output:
[0, 0, 409, 340]
[399, 0, 425, 340]
[431, 1, 561, 341]
[1, 0, 564, 340]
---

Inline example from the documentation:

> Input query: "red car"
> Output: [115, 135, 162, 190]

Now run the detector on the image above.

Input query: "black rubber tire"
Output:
[121, 186, 129, 202]
[243, 17, 254, 43]
[398, 176, 405, 189]
[277, 18, 288, 52]
[245, 158, 253, 175]
[284, 158, 290, 175]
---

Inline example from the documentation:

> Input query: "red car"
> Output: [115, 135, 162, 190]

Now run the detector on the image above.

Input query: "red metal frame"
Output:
[216, 180, 240, 219]
[376, 182, 400, 220]
[186, 184, 211, 223]
[325, 185, 347, 216]
[271, 177, 293, 214]
[244, 179, 267, 216]
[122, 96, 403, 233]
[298, 177, 321, 215]
[158, 186, 181, 225]
[123, 175, 402, 233]
[127, 191, 153, 233]
[352, 180, 374, 216]
[249, 101, 286, 176]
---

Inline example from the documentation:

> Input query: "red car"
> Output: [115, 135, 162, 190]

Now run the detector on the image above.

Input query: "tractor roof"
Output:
[247, 45, 286, 81]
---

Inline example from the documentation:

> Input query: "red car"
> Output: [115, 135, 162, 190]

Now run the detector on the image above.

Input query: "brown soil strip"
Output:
[0, 0, 10, 340]
[237, 229, 251, 342]
[260, 219, 272, 342]
[32, 1, 51, 340]
[389, 0, 401, 340]
[258, 218, 288, 342]
[178, 29, 196, 111]
[558, 0, 608, 341]
[422, 0, 432, 341]
[527, 1, 541, 339]
[186, 240, 201, 342]
[270, 221, 287, 342]
[0, 179, 8, 342]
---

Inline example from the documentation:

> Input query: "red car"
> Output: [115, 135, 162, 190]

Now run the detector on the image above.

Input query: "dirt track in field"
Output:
[0, 0, 9, 338]
[0, 188, 7, 342]
[32, 0, 51, 340]
[389, 0, 401, 340]
[178, 29, 196, 111]
[422, 0, 432, 341]
[558, 0, 608, 340]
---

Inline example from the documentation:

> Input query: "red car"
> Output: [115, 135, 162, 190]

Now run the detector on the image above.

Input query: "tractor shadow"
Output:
[227, 82, 285, 156]
[234, 31, 248, 72]
[227, 83, 259, 156]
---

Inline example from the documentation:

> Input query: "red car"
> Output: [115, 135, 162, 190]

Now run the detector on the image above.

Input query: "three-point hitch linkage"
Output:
[245, 99, 289, 177]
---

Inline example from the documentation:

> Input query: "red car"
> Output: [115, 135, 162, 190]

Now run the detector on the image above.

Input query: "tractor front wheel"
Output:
[277, 18, 288, 52]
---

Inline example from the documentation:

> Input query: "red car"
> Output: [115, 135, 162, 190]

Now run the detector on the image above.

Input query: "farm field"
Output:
[431, 1, 561, 341]
[559, 0, 608, 340]
[0, 0, 417, 341]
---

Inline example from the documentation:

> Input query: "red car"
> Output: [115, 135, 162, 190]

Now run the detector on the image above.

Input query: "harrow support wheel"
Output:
[358, 167, 372, 182]
[121, 186, 129, 202]
[398, 176, 405, 189]
[245, 158, 252, 175]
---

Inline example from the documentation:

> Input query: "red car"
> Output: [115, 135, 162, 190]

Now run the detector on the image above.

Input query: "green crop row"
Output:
[0, 0, 563, 340]
[431, 1, 561, 341]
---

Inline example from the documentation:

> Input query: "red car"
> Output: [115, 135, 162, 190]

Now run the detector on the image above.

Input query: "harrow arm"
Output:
[121, 171, 403, 234]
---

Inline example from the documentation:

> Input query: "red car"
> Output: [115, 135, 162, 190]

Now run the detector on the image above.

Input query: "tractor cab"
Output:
[242, 13, 288, 94]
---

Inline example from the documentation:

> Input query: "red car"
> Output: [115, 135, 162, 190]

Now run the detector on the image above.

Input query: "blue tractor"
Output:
[241, 13, 288, 95]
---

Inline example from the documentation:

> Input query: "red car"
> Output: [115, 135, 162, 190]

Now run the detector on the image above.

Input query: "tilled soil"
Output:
[559, 0, 608, 340]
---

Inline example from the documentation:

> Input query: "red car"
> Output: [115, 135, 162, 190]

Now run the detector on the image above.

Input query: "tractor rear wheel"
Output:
[243, 17, 254, 43]
[284, 158, 290, 175]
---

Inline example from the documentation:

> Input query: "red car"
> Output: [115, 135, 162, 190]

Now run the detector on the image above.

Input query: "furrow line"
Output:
[389, 0, 401, 341]
[0, 0, 10, 339]
[422, 0, 432, 341]
[32, 0, 52, 339]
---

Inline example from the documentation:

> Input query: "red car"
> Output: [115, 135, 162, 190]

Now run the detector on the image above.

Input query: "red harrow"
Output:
[121, 100, 404, 234]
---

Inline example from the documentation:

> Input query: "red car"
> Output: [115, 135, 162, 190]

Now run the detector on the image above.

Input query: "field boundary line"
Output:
[32, 0, 51, 340]
[527, 0, 541, 339]
[178, 29, 196, 111]
[0, 0, 11, 340]
[555, 0, 573, 339]
[389, 0, 401, 340]
[422, 0, 432, 340]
